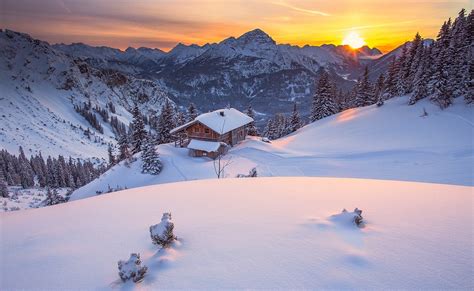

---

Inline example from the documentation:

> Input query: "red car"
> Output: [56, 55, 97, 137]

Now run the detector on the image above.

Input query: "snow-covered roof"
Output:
[187, 139, 224, 152]
[170, 108, 253, 135]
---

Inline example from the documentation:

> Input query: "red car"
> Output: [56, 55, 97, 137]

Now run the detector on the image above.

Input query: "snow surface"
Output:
[1, 177, 472, 289]
[72, 96, 473, 201]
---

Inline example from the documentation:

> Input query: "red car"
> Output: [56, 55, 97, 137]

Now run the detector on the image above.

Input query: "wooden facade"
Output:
[172, 121, 248, 158]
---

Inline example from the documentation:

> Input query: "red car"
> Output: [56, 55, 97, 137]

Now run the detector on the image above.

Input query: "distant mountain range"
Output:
[53, 28, 383, 116]
[1, 28, 392, 159]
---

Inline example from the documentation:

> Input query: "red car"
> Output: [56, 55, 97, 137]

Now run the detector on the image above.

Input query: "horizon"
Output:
[1, 0, 469, 53]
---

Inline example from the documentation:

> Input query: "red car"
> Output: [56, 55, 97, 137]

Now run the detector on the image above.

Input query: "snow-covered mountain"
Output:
[55, 28, 382, 116]
[0, 29, 173, 159]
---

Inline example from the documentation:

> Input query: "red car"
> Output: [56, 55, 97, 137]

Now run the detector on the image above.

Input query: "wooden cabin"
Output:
[170, 108, 254, 159]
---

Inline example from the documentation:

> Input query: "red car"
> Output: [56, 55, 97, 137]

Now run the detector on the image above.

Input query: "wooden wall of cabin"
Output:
[186, 123, 219, 140]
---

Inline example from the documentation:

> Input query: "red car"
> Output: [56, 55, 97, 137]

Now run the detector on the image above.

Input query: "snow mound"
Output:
[329, 208, 364, 228]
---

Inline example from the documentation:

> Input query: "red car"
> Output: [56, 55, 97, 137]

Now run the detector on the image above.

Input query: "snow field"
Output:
[1, 177, 472, 289]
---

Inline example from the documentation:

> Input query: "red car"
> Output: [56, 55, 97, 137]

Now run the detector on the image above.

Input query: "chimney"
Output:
[219, 111, 225, 117]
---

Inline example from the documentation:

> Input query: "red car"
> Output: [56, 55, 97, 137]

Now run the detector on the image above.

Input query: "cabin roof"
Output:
[187, 139, 225, 152]
[170, 108, 253, 135]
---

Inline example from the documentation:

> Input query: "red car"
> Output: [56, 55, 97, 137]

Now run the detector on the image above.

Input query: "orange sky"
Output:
[1, 0, 470, 52]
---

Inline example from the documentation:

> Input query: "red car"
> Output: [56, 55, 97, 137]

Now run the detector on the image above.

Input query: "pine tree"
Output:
[157, 100, 176, 144]
[245, 105, 258, 136]
[354, 66, 374, 107]
[18, 146, 34, 188]
[374, 73, 386, 106]
[431, 47, 454, 109]
[289, 102, 301, 132]
[396, 44, 410, 95]
[409, 44, 431, 105]
[430, 19, 454, 109]
[108, 144, 116, 166]
[465, 9, 474, 104]
[131, 105, 147, 154]
[186, 102, 198, 122]
[141, 138, 163, 175]
[43, 188, 66, 206]
[384, 57, 399, 99]
[407, 33, 424, 92]
[118, 134, 131, 161]
[0, 168, 8, 198]
[176, 111, 186, 127]
[311, 70, 337, 122]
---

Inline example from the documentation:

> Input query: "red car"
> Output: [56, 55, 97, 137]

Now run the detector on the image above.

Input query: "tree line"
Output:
[0, 147, 107, 197]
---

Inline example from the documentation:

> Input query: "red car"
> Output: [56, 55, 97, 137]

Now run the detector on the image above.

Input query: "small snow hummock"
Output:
[236, 167, 258, 178]
[330, 208, 364, 228]
[117, 253, 148, 283]
[149, 212, 176, 247]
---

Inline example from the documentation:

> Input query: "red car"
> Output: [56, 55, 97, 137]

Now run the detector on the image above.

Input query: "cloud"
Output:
[272, 0, 331, 17]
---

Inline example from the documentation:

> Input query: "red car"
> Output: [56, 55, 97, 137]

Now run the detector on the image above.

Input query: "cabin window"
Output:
[194, 127, 199, 133]
[205, 128, 210, 134]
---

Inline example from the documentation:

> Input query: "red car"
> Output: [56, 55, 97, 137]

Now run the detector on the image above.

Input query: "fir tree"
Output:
[384, 57, 399, 99]
[131, 105, 147, 154]
[43, 188, 66, 206]
[176, 111, 186, 127]
[289, 102, 301, 132]
[141, 138, 163, 175]
[430, 19, 454, 108]
[431, 47, 454, 109]
[245, 105, 258, 136]
[118, 134, 131, 161]
[465, 10, 474, 104]
[407, 33, 424, 92]
[186, 102, 198, 122]
[0, 168, 8, 198]
[311, 70, 337, 122]
[396, 44, 410, 95]
[108, 144, 116, 166]
[354, 66, 374, 107]
[409, 44, 431, 105]
[157, 100, 176, 144]
[374, 73, 386, 107]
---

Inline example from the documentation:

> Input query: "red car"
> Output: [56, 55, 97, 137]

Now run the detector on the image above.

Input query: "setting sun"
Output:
[342, 31, 366, 49]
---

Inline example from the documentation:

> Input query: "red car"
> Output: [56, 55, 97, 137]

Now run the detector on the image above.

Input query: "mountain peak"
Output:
[237, 28, 275, 45]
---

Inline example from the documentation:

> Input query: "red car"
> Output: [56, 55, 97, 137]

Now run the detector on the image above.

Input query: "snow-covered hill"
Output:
[1, 177, 472, 289]
[71, 95, 473, 201]
[0, 29, 173, 159]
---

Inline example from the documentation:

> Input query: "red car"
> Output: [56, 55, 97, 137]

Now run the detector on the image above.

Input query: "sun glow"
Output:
[342, 31, 366, 49]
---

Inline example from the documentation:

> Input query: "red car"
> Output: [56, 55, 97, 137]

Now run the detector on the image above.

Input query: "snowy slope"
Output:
[71, 96, 473, 200]
[1, 177, 472, 289]
[0, 30, 173, 159]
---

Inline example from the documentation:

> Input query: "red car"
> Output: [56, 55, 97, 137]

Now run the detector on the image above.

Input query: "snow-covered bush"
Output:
[42, 188, 66, 206]
[117, 253, 148, 283]
[149, 212, 176, 247]
[330, 208, 364, 228]
[236, 167, 257, 178]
